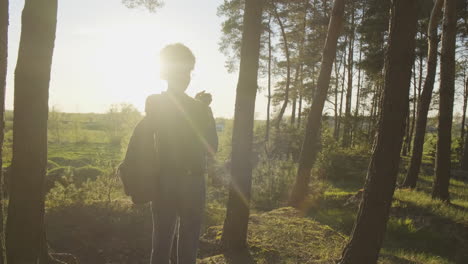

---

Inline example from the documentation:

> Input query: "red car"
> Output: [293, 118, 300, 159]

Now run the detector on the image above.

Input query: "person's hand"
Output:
[195, 90, 213, 106]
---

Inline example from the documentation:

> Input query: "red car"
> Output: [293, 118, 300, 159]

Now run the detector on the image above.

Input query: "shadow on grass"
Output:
[223, 249, 255, 264]
[385, 198, 468, 263]
[379, 254, 418, 264]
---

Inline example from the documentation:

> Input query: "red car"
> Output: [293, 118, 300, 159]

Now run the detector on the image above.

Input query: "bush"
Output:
[252, 158, 297, 211]
[46, 167, 73, 192]
[73, 166, 104, 185]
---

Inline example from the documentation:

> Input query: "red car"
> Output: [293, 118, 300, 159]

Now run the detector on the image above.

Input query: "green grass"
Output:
[5, 111, 463, 264]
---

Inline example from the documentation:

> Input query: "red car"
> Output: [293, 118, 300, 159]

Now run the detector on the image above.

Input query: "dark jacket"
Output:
[145, 91, 218, 176]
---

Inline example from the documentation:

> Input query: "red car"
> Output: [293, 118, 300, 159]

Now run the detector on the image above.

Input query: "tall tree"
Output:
[266, 15, 272, 142]
[338, 0, 418, 263]
[0, 0, 8, 262]
[5, 0, 58, 263]
[342, 5, 355, 148]
[221, 0, 264, 251]
[289, 0, 345, 208]
[432, 0, 457, 202]
[402, 0, 443, 188]
[461, 74, 468, 170]
[274, 3, 292, 129]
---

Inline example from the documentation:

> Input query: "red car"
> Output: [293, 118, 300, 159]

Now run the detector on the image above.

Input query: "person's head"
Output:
[159, 43, 195, 93]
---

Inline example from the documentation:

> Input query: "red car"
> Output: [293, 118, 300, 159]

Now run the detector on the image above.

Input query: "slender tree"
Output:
[221, 0, 264, 251]
[461, 75, 468, 170]
[0, 0, 8, 262]
[274, 3, 292, 129]
[432, 0, 457, 202]
[338, 0, 418, 263]
[5, 0, 58, 263]
[266, 15, 272, 142]
[289, 0, 345, 208]
[402, 0, 443, 188]
[342, 5, 355, 148]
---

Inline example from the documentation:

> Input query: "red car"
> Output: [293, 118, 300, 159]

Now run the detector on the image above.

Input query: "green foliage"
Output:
[252, 158, 296, 210]
[73, 166, 104, 186]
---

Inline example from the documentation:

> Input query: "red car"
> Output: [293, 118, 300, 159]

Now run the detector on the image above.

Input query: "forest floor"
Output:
[43, 144, 468, 264]
[5, 111, 462, 264]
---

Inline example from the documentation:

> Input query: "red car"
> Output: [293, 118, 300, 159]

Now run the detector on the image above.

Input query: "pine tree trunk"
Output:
[289, 0, 345, 208]
[334, 62, 340, 139]
[338, 1, 418, 263]
[461, 76, 468, 170]
[297, 65, 303, 128]
[0, 0, 8, 262]
[274, 5, 291, 129]
[342, 6, 355, 148]
[402, 0, 443, 188]
[353, 40, 362, 144]
[266, 16, 272, 142]
[460, 69, 467, 151]
[432, 0, 457, 202]
[336, 44, 347, 140]
[291, 67, 299, 126]
[221, 0, 264, 251]
[5, 1, 57, 263]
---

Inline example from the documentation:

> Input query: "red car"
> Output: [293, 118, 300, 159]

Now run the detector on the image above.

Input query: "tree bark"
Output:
[0, 0, 8, 263]
[461, 75, 468, 170]
[266, 16, 272, 142]
[353, 39, 362, 144]
[333, 61, 341, 139]
[402, 0, 443, 188]
[342, 6, 355, 148]
[338, 1, 418, 263]
[5, 1, 57, 263]
[460, 68, 467, 152]
[336, 42, 347, 140]
[221, 0, 264, 251]
[289, 0, 345, 208]
[432, 0, 457, 202]
[297, 65, 303, 128]
[274, 4, 291, 129]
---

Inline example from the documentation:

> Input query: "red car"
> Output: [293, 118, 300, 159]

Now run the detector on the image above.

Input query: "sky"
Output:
[6, 0, 268, 118]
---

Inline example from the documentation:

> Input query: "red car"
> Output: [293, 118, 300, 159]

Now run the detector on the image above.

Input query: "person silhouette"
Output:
[146, 43, 218, 264]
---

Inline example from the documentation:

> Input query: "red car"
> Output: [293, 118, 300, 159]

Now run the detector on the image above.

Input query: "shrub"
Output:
[73, 166, 104, 185]
[46, 167, 73, 193]
[252, 158, 297, 211]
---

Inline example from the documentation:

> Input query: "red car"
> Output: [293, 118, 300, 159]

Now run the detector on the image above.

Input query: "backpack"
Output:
[118, 116, 159, 204]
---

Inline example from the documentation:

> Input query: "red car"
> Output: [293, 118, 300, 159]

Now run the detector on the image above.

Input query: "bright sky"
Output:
[6, 0, 268, 118]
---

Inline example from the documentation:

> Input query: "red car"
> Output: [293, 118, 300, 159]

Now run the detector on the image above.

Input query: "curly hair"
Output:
[160, 43, 196, 79]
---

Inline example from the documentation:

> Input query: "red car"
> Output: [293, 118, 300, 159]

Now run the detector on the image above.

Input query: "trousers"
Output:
[150, 170, 205, 264]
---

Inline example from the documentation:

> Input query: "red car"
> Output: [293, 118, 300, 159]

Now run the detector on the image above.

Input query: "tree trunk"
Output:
[0, 0, 8, 263]
[291, 2, 308, 127]
[289, 0, 345, 208]
[5, 1, 57, 263]
[402, 0, 443, 188]
[274, 5, 291, 129]
[291, 67, 299, 126]
[221, 0, 264, 251]
[461, 75, 468, 170]
[353, 39, 362, 145]
[338, 1, 418, 263]
[460, 68, 467, 151]
[333, 62, 340, 139]
[336, 43, 347, 140]
[266, 16, 272, 142]
[432, 0, 457, 202]
[297, 65, 303, 128]
[342, 6, 355, 148]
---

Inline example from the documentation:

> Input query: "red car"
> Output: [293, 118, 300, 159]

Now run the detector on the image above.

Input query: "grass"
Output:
[4, 111, 464, 264]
